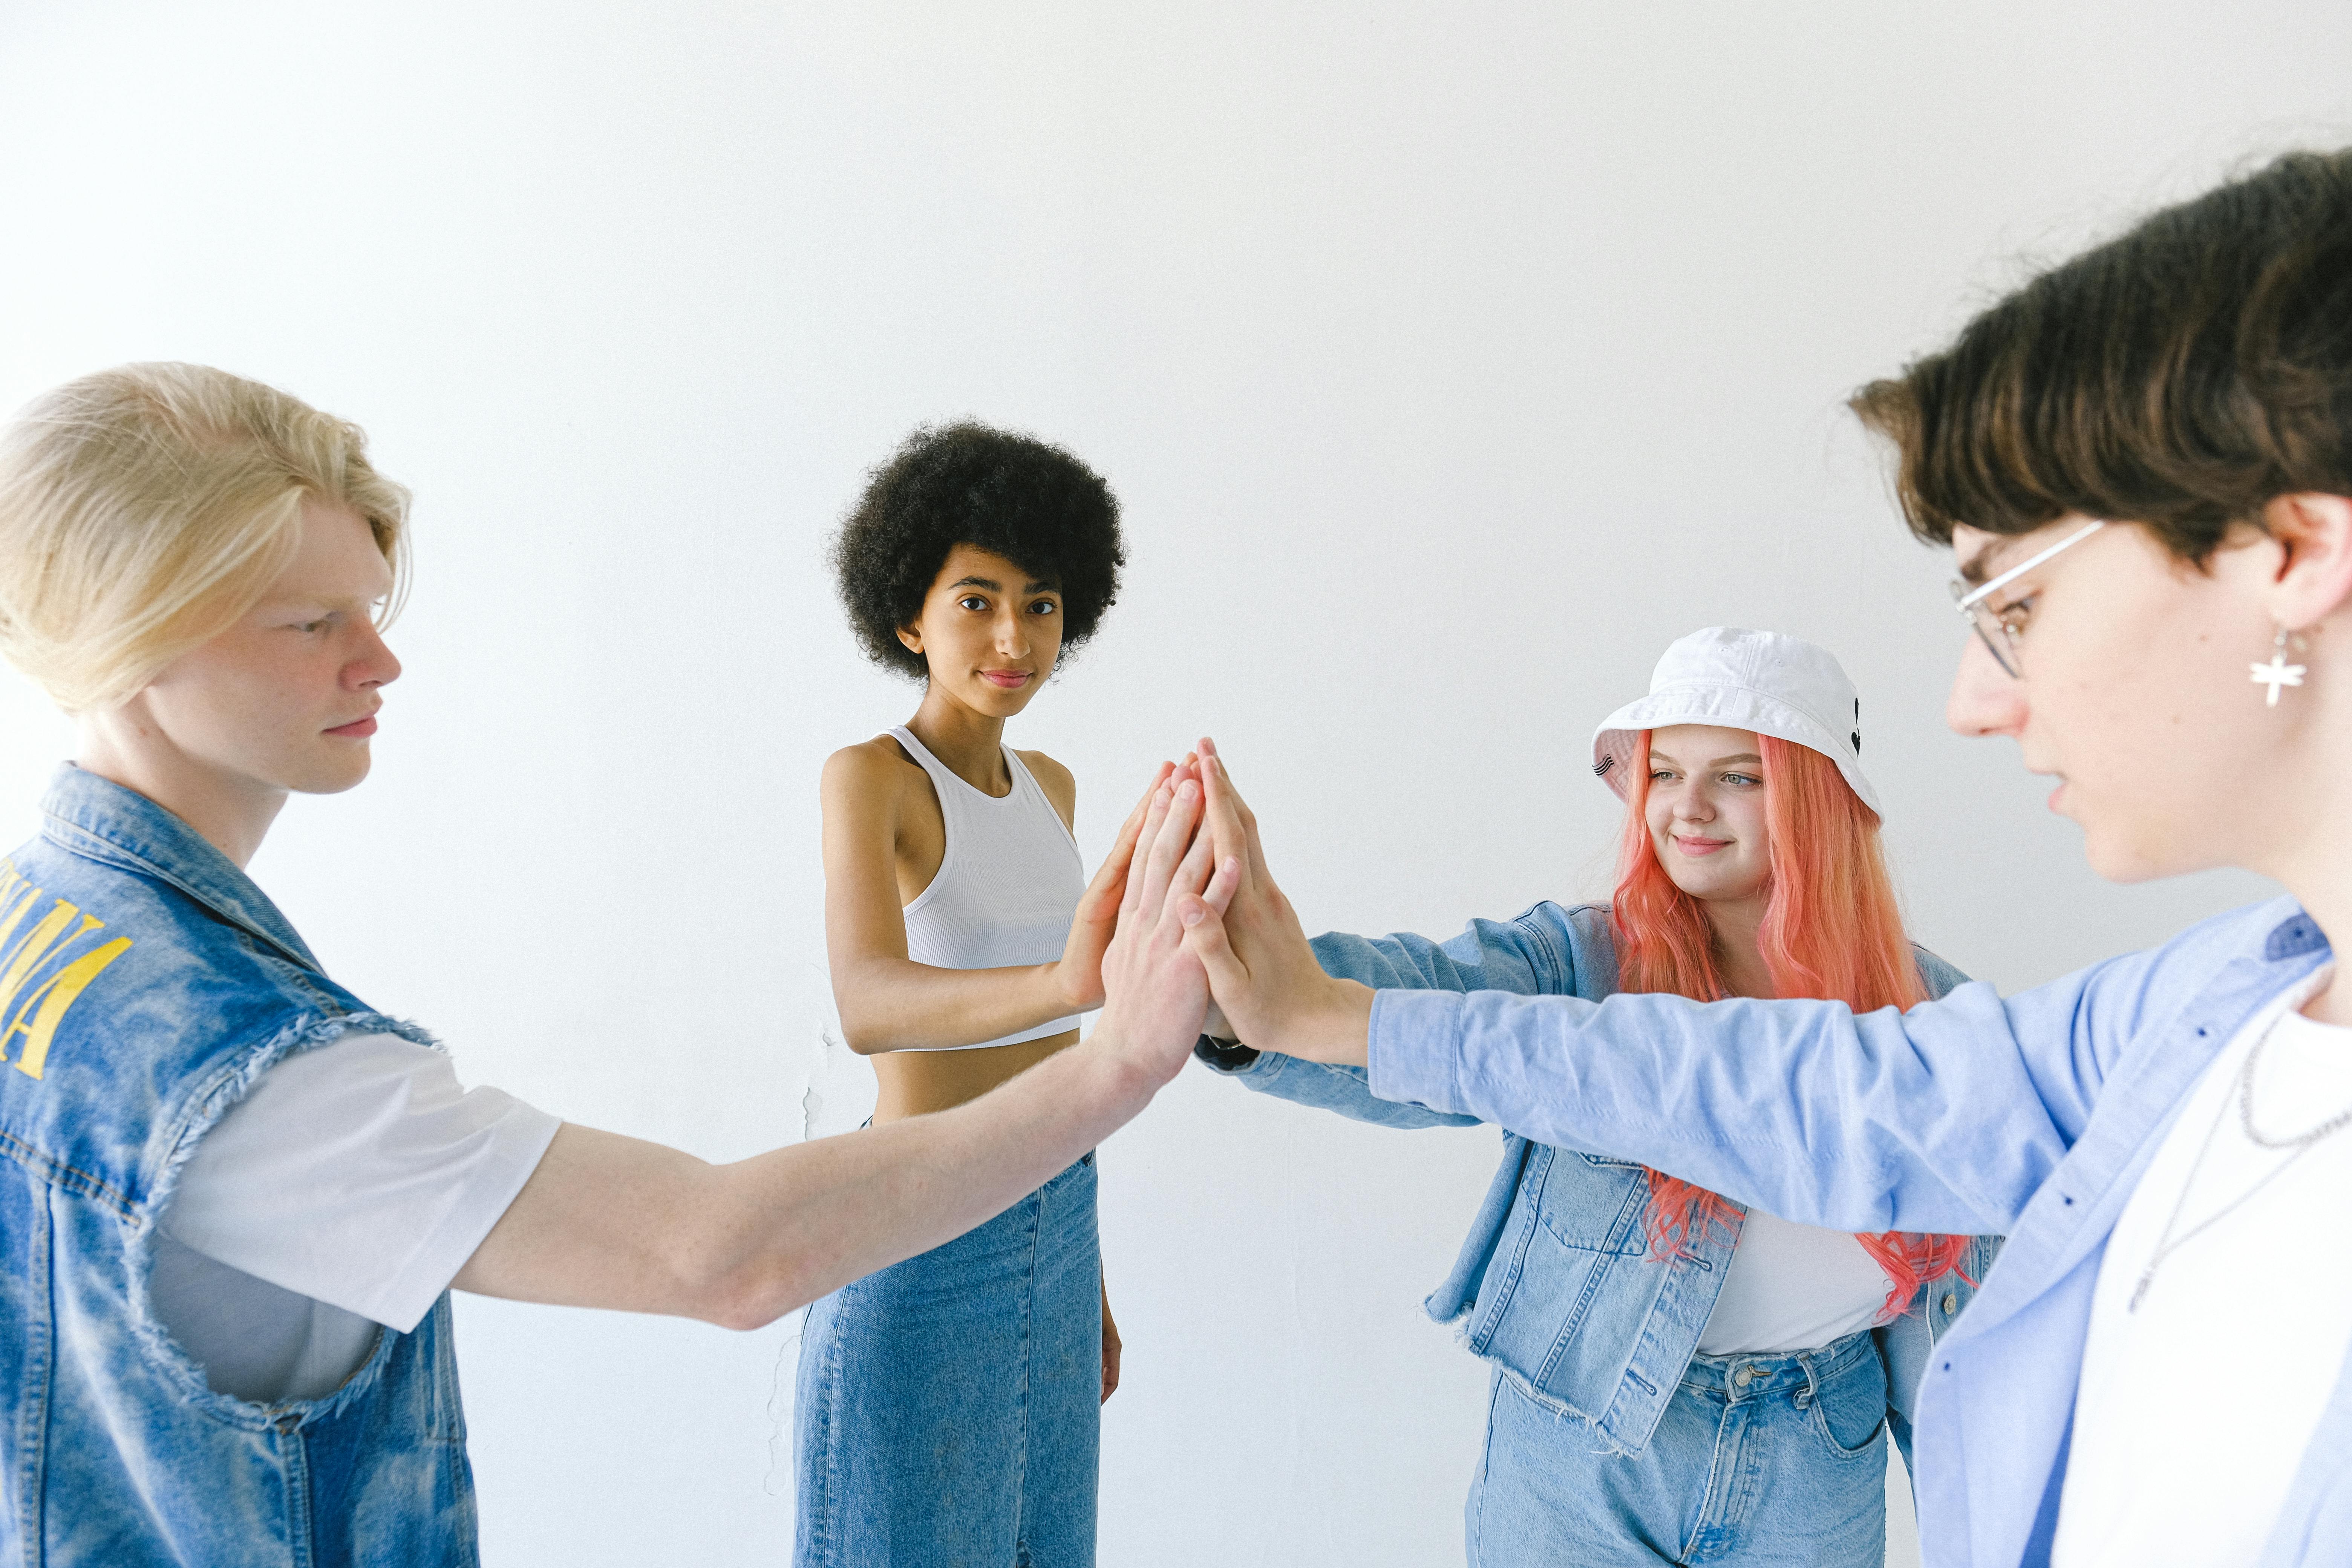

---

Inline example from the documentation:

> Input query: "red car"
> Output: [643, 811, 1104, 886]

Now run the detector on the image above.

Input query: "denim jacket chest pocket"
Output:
[1532, 1149, 1654, 1255]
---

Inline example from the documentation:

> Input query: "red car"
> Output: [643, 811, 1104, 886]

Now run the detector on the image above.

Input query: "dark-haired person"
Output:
[1179, 147, 2352, 1567]
[0, 366, 1234, 1568]
[796, 423, 1135, 1566]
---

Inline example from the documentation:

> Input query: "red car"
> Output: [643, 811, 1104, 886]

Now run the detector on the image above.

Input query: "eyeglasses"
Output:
[1948, 520, 2106, 678]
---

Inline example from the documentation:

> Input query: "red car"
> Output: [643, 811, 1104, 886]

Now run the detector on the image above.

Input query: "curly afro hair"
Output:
[832, 422, 1125, 682]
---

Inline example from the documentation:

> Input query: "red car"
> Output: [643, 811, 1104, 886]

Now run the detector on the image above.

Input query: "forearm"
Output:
[468, 764, 1230, 1331]
[462, 1038, 1154, 1329]
[1194, 920, 1535, 1125]
[1251, 975, 1376, 1063]
[1308, 919, 1560, 997]
[1230, 915, 1552, 1067]
[1215, 924, 1554, 1049]
[833, 955, 1079, 1052]
[1367, 984, 2077, 1236]
[697, 1037, 1153, 1324]
[1197, 1037, 1476, 1129]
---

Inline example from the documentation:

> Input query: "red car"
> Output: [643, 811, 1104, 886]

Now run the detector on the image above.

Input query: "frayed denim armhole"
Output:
[127, 1011, 438, 1427]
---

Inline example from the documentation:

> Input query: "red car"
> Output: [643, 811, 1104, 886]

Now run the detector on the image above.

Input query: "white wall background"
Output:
[3, 5, 2347, 1563]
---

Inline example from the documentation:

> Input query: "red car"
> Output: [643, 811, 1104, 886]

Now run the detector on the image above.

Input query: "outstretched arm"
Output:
[1203, 914, 1577, 1129]
[1179, 742, 2130, 1238]
[1186, 752, 1570, 1127]
[456, 772, 1239, 1328]
[1199, 1040, 1477, 1130]
[1363, 974, 2127, 1236]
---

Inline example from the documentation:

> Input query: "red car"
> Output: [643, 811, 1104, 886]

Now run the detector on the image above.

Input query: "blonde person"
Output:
[0, 364, 1233, 1568]
[799, 424, 1136, 1566]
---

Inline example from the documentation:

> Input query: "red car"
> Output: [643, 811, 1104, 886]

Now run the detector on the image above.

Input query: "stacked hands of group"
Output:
[1073, 737, 1373, 1084]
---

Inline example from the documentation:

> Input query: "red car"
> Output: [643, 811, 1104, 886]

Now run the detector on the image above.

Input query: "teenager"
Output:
[1178, 148, 2352, 1566]
[1195, 628, 1995, 1565]
[0, 364, 1232, 1568]
[797, 423, 1132, 1565]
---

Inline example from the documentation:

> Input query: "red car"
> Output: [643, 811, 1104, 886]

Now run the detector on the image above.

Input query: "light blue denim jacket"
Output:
[0, 766, 478, 1568]
[1208, 900, 1998, 1460]
[1367, 894, 2345, 1568]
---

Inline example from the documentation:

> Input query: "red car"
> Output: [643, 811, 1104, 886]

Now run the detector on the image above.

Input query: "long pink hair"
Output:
[1610, 730, 1970, 1317]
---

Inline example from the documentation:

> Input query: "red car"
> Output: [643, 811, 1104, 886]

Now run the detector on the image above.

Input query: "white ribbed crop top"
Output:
[888, 726, 1087, 1051]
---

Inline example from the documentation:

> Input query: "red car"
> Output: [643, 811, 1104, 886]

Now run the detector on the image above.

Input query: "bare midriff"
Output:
[869, 1026, 1083, 1123]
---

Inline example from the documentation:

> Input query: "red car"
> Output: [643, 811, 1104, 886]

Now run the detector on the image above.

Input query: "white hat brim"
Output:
[1591, 683, 1881, 815]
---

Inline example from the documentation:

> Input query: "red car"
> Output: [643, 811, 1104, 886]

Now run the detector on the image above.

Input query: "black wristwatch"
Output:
[1192, 1034, 1260, 1071]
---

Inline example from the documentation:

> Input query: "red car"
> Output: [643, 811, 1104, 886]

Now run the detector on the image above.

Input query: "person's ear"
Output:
[2263, 493, 2352, 630]
[897, 623, 924, 656]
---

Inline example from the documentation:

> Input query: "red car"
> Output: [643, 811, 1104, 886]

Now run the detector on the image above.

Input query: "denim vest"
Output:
[1211, 900, 2000, 1459]
[0, 766, 478, 1568]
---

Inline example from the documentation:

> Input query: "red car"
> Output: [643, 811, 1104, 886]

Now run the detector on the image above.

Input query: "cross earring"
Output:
[2250, 625, 2308, 707]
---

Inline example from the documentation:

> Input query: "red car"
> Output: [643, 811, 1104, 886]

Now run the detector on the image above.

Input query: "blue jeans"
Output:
[794, 1152, 1100, 1566]
[1467, 1328, 1890, 1566]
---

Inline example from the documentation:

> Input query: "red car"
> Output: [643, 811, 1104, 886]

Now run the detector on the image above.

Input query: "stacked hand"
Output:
[1093, 739, 1374, 1069]
[1089, 769, 1241, 1088]
[1055, 760, 1178, 1014]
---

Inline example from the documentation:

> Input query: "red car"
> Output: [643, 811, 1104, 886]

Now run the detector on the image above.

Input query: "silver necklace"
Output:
[2127, 1008, 2352, 1313]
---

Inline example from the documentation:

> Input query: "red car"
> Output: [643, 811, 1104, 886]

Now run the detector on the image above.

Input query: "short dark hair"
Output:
[1851, 148, 2352, 561]
[831, 423, 1126, 681]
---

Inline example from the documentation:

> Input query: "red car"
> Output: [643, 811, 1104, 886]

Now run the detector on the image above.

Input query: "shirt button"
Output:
[1942, 1293, 1959, 1314]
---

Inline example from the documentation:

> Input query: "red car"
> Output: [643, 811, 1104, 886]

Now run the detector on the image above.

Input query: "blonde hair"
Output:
[0, 363, 410, 712]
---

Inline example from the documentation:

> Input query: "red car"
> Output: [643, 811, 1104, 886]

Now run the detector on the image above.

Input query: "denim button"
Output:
[1733, 1367, 1753, 1386]
[1942, 1293, 1958, 1314]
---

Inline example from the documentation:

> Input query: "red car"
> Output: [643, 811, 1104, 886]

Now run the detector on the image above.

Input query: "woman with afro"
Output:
[797, 422, 1144, 1565]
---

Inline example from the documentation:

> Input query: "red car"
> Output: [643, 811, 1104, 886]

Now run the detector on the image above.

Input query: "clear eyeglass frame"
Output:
[1948, 519, 2107, 678]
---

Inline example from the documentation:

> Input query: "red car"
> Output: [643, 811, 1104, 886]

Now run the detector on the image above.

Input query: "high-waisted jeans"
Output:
[1467, 1326, 1891, 1566]
[793, 1152, 1101, 1567]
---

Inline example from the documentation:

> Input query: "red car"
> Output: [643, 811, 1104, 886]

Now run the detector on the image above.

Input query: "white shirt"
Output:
[153, 1033, 560, 1403]
[2055, 966, 2352, 1567]
[1696, 1206, 1896, 1355]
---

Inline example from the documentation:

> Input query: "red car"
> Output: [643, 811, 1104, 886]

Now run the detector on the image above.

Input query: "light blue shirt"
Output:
[1367, 894, 2346, 1568]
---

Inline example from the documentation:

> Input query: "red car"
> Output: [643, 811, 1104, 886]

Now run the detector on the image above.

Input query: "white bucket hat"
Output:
[1591, 627, 1880, 815]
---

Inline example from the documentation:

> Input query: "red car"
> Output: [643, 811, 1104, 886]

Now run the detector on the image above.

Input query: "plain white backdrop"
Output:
[3, 5, 2348, 1563]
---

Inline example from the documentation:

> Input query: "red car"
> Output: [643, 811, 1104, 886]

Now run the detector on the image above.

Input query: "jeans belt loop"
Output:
[1793, 1353, 1821, 1411]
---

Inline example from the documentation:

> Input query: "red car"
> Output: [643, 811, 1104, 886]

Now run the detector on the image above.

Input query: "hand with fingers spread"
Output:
[1093, 772, 1244, 1087]
[1177, 739, 1375, 1066]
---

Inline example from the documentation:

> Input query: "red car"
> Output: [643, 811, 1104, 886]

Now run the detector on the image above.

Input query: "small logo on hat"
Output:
[1594, 756, 1616, 777]
[1852, 699, 1861, 754]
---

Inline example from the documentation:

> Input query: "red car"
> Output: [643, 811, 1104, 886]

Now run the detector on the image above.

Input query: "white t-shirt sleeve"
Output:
[161, 1032, 562, 1334]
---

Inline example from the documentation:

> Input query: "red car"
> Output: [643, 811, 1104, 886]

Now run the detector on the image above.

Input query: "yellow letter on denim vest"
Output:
[2, 934, 133, 1078]
[0, 865, 133, 1080]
